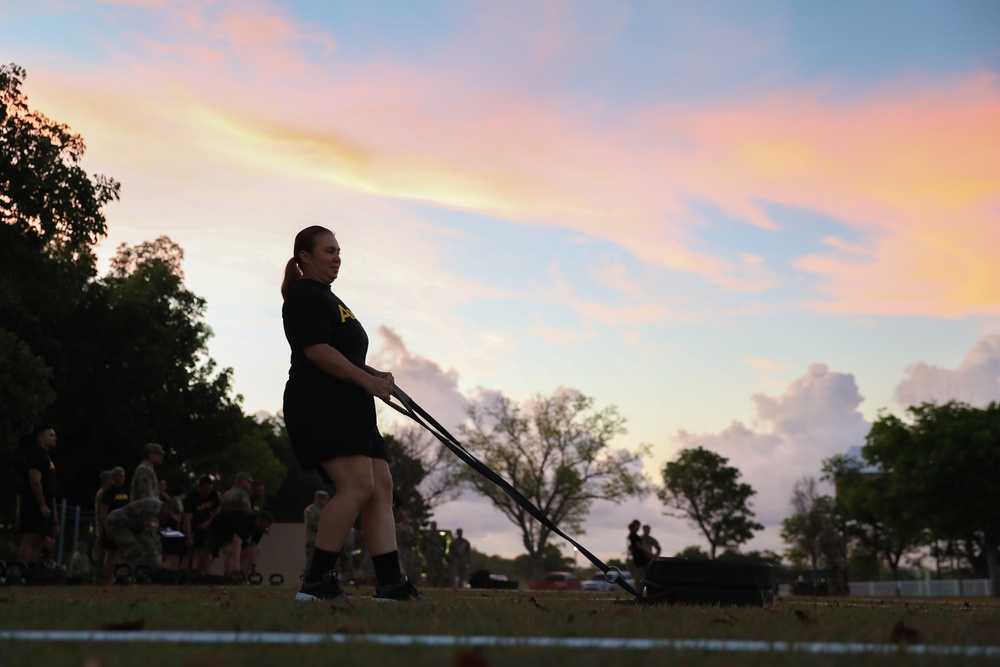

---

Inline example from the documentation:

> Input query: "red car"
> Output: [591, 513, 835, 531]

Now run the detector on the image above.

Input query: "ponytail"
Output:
[281, 225, 334, 300]
[280, 257, 302, 300]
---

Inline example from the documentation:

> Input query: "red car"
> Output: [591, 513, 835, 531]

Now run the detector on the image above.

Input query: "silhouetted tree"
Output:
[458, 388, 647, 581]
[657, 446, 763, 559]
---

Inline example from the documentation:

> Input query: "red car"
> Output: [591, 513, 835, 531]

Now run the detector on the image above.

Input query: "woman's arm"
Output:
[303, 344, 392, 400]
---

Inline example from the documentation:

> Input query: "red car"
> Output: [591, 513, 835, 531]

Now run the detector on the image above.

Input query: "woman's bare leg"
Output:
[360, 459, 397, 556]
[316, 456, 375, 552]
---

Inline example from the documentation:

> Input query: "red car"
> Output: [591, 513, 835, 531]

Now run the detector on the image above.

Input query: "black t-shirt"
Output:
[101, 484, 130, 514]
[211, 509, 257, 542]
[183, 489, 220, 529]
[282, 279, 370, 395]
[20, 446, 56, 500]
[629, 530, 650, 568]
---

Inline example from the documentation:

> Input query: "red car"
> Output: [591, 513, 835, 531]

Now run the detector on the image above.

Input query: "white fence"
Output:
[849, 579, 992, 597]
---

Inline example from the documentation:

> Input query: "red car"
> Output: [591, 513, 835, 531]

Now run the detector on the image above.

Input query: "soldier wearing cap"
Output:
[221, 472, 254, 511]
[303, 490, 330, 575]
[132, 443, 164, 502]
[105, 496, 174, 570]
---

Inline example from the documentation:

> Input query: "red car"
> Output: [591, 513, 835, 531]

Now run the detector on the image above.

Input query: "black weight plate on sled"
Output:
[641, 557, 776, 607]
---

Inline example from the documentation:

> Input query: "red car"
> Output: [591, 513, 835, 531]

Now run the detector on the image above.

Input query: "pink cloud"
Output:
[22, 3, 1000, 317]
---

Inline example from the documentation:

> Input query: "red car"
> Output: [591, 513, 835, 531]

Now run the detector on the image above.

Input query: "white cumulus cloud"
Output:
[895, 335, 1000, 408]
[670, 364, 870, 527]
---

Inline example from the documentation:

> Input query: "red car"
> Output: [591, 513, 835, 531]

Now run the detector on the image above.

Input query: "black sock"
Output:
[308, 548, 340, 583]
[371, 551, 402, 586]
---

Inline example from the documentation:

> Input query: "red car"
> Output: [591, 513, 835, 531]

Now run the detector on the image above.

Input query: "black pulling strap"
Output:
[385, 383, 639, 599]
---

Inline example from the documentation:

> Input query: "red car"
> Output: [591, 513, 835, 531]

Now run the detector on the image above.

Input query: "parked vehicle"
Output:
[791, 570, 828, 595]
[528, 571, 582, 591]
[580, 571, 636, 592]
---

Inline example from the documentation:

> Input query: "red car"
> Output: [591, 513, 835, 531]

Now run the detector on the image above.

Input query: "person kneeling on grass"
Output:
[209, 508, 273, 578]
[106, 497, 174, 571]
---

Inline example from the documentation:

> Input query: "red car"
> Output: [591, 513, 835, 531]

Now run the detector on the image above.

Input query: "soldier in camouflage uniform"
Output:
[131, 443, 164, 502]
[303, 490, 329, 576]
[221, 472, 254, 511]
[105, 496, 173, 569]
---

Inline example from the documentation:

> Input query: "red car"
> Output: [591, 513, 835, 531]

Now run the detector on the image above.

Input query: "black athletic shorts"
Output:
[18, 497, 55, 537]
[283, 382, 388, 483]
[192, 529, 210, 550]
[162, 535, 187, 556]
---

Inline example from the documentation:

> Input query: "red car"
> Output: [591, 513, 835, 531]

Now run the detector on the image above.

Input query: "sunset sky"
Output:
[3, 0, 999, 564]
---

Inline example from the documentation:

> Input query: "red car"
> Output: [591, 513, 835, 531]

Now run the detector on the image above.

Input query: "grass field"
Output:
[1, 584, 998, 666]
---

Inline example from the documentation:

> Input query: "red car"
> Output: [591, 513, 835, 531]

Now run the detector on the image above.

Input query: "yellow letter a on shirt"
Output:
[339, 305, 356, 323]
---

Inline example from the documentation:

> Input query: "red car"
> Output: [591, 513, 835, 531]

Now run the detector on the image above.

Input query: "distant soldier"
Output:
[421, 521, 447, 587]
[641, 524, 662, 559]
[182, 476, 221, 573]
[131, 443, 164, 502]
[106, 496, 173, 570]
[220, 472, 254, 511]
[449, 528, 472, 587]
[303, 490, 329, 576]
[16, 425, 59, 564]
[210, 508, 273, 578]
[627, 519, 654, 582]
[250, 481, 266, 512]
[100, 467, 130, 583]
[91, 470, 114, 570]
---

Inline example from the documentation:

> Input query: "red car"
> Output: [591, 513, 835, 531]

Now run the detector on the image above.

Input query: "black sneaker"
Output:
[373, 574, 426, 601]
[295, 570, 349, 601]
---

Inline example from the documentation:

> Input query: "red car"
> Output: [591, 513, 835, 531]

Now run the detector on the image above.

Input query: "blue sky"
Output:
[2, 0, 999, 561]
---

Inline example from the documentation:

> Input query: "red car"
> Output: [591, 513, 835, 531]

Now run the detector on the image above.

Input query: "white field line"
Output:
[0, 631, 998, 657]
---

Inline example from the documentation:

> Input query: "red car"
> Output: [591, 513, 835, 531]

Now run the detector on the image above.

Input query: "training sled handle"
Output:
[386, 383, 639, 598]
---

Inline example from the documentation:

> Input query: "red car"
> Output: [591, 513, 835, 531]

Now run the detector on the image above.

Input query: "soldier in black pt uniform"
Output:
[182, 475, 221, 574]
[100, 467, 130, 583]
[208, 508, 273, 578]
[281, 225, 423, 602]
[16, 425, 59, 564]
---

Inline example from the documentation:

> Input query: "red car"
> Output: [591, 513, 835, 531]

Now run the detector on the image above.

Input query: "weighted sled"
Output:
[640, 557, 776, 607]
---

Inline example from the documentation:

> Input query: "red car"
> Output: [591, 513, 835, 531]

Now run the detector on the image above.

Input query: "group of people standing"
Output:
[89, 459, 274, 582]
[627, 519, 662, 580]
[13, 425, 273, 584]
